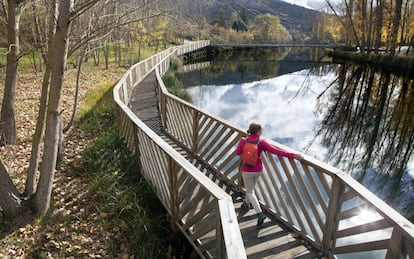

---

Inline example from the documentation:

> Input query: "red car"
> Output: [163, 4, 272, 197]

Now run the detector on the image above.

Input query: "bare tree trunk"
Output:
[390, 0, 403, 54]
[93, 46, 100, 66]
[0, 0, 25, 146]
[113, 42, 118, 63]
[374, 0, 384, 53]
[30, 0, 44, 58]
[117, 42, 122, 67]
[344, 0, 362, 49]
[138, 40, 141, 62]
[398, 0, 410, 53]
[360, 0, 367, 52]
[64, 48, 85, 133]
[25, 0, 58, 196]
[367, 0, 374, 52]
[104, 43, 109, 69]
[0, 160, 22, 217]
[138, 21, 143, 61]
[31, 51, 38, 71]
[34, 0, 73, 214]
[408, 35, 414, 54]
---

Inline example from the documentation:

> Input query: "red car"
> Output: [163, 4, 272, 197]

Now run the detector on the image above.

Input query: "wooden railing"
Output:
[154, 44, 414, 258]
[115, 41, 414, 259]
[113, 41, 246, 259]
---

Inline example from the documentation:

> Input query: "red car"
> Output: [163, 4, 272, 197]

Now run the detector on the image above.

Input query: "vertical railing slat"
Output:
[321, 176, 344, 257]
[114, 40, 414, 259]
[191, 110, 200, 153]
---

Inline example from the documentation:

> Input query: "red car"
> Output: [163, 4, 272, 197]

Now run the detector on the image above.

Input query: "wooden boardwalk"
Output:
[128, 71, 319, 259]
[210, 43, 341, 49]
[115, 41, 414, 259]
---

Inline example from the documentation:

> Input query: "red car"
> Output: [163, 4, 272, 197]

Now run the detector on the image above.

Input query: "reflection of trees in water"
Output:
[317, 64, 414, 182]
[209, 48, 290, 80]
[183, 47, 330, 87]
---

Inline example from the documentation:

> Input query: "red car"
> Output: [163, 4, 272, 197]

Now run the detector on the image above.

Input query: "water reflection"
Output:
[182, 48, 414, 221]
[318, 64, 414, 179]
[184, 47, 329, 87]
[316, 64, 414, 220]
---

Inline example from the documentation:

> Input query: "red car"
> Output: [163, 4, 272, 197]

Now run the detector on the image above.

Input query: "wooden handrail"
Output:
[154, 44, 414, 258]
[114, 41, 246, 259]
[114, 40, 414, 258]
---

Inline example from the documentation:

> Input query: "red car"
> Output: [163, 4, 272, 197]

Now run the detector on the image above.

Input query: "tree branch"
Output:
[68, 11, 165, 56]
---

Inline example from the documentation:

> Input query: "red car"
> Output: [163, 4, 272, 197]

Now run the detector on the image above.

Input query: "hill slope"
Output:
[179, 0, 321, 32]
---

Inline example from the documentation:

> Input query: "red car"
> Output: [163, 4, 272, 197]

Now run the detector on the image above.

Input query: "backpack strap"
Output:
[245, 138, 260, 145]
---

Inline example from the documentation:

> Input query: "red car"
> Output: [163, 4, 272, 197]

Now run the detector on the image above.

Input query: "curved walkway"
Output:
[115, 41, 414, 259]
[128, 71, 319, 258]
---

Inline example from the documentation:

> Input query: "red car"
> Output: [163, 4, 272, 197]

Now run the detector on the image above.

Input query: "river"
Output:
[181, 47, 414, 224]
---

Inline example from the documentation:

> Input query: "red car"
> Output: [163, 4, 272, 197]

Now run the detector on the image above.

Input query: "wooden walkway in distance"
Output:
[128, 71, 320, 259]
[210, 42, 341, 49]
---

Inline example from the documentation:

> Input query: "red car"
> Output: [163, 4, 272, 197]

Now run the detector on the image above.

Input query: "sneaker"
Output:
[257, 212, 266, 226]
[241, 201, 251, 211]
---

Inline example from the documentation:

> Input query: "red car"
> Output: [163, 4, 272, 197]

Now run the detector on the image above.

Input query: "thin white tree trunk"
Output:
[34, 0, 74, 214]
[25, 0, 58, 196]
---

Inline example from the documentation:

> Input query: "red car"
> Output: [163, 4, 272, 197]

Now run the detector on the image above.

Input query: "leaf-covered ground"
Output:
[0, 62, 188, 258]
[0, 63, 125, 191]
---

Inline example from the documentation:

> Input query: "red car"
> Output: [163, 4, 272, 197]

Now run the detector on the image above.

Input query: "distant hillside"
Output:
[180, 0, 321, 33]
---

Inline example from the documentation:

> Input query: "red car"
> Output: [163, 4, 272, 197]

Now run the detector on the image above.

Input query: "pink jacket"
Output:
[235, 134, 295, 172]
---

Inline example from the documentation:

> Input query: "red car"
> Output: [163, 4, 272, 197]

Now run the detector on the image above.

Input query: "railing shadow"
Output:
[114, 41, 246, 259]
[114, 41, 414, 259]
[155, 43, 414, 259]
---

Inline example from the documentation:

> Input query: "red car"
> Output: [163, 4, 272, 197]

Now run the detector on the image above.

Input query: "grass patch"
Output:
[79, 86, 173, 257]
[78, 82, 116, 133]
[78, 82, 114, 118]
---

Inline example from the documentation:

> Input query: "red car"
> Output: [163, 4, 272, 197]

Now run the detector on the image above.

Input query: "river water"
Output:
[181, 47, 414, 224]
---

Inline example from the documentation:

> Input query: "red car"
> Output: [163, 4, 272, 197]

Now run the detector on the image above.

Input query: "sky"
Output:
[282, 0, 340, 12]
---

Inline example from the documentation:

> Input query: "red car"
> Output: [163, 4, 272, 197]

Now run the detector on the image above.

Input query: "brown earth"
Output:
[0, 62, 127, 258]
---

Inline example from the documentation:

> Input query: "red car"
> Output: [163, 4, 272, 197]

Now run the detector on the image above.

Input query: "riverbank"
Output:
[329, 49, 414, 78]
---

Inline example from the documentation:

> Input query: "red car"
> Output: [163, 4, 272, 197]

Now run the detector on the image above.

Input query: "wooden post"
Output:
[321, 176, 344, 258]
[161, 91, 167, 130]
[385, 229, 403, 259]
[216, 201, 225, 258]
[132, 124, 142, 174]
[191, 110, 200, 153]
[168, 157, 179, 232]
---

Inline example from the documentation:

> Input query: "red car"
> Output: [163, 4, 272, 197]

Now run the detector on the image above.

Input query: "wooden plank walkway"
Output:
[128, 71, 320, 259]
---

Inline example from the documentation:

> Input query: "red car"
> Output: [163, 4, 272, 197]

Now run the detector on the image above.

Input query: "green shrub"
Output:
[162, 56, 192, 101]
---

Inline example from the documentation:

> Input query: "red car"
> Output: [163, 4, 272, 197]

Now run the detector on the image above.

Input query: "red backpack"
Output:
[242, 139, 260, 167]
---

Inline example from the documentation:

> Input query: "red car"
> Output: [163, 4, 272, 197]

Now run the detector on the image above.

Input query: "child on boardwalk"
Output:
[234, 123, 303, 226]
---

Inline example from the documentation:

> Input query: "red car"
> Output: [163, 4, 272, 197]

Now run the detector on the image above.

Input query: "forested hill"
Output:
[180, 0, 321, 32]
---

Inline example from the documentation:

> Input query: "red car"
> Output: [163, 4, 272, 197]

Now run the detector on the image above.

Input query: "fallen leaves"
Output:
[0, 63, 127, 258]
